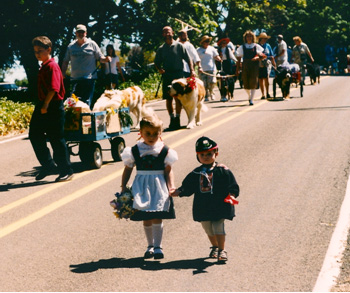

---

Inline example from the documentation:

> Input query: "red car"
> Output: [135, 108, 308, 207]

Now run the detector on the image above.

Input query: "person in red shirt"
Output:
[30, 36, 73, 182]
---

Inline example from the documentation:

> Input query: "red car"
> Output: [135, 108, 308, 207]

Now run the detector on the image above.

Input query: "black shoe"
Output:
[55, 173, 74, 182]
[168, 117, 176, 130]
[261, 96, 265, 100]
[267, 93, 271, 99]
[153, 247, 164, 259]
[35, 164, 57, 181]
[144, 246, 154, 259]
[173, 116, 181, 130]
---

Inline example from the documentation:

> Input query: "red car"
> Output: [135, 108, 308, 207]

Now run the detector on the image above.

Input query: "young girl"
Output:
[103, 44, 125, 89]
[120, 114, 177, 259]
[171, 136, 239, 263]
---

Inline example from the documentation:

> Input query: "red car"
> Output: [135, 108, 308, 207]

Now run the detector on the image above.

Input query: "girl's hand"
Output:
[170, 189, 180, 197]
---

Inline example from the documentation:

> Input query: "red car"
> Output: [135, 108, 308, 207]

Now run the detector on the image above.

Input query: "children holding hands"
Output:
[120, 114, 177, 260]
[171, 136, 239, 263]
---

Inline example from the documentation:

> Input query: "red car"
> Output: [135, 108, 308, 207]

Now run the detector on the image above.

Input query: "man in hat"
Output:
[155, 26, 195, 130]
[276, 34, 288, 66]
[177, 29, 202, 77]
[197, 35, 221, 101]
[61, 24, 111, 109]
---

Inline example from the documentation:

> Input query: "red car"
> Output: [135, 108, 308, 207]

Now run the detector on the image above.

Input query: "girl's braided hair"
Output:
[139, 114, 163, 131]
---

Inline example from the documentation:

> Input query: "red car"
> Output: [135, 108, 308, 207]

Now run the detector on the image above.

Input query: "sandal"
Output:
[218, 249, 228, 263]
[209, 246, 218, 258]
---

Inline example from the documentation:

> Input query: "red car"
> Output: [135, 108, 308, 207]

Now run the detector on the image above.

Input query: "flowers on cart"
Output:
[64, 94, 79, 110]
[110, 187, 136, 219]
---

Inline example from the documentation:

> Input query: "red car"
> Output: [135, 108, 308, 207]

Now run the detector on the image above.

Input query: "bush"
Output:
[0, 98, 34, 136]
[119, 72, 163, 100]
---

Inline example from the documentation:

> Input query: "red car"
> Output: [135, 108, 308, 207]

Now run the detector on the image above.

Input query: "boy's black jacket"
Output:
[178, 163, 239, 222]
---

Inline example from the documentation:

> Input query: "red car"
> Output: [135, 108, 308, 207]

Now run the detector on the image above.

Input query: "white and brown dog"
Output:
[93, 86, 152, 129]
[168, 77, 207, 129]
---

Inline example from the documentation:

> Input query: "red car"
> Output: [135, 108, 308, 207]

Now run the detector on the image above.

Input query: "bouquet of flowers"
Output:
[64, 94, 79, 110]
[110, 187, 136, 219]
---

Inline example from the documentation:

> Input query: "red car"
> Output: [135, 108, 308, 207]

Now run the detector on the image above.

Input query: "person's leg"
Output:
[143, 220, 154, 258]
[259, 78, 265, 98]
[73, 79, 95, 109]
[201, 221, 219, 258]
[173, 98, 182, 129]
[212, 219, 227, 262]
[29, 105, 56, 180]
[264, 78, 270, 98]
[46, 101, 73, 181]
[152, 219, 164, 259]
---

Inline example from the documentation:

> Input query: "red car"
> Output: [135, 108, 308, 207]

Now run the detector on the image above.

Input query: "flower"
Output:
[110, 187, 136, 220]
[186, 76, 197, 90]
[64, 94, 79, 111]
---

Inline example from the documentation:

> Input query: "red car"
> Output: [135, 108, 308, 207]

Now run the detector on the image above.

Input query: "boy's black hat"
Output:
[195, 136, 218, 153]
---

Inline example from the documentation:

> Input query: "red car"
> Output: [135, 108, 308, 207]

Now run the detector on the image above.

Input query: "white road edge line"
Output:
[313, 172, 350, 292]
[0, 134, 28, 144]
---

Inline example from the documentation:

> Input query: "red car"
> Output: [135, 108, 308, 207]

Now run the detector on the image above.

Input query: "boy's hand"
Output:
[41, 105, 48, 114]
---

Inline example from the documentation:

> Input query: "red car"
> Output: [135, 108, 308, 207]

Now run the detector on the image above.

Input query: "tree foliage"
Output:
[1, 0, 349, 100]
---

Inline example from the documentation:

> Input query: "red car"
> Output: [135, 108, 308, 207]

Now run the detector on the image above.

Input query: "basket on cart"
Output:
[64, 107, 131, 169]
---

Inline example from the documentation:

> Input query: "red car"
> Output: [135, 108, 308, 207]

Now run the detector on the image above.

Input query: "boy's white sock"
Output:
[143, 225, 153, 247]
[153, 223, 163, 248]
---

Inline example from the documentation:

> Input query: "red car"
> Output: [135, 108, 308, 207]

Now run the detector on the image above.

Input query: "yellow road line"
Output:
[0, 169, 123, 239]
[0, 170, 93, 215]
[0, 100, 267, 239]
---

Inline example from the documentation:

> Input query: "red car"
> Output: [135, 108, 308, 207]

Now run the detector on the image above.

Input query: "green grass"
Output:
[0, 98, 34, 136]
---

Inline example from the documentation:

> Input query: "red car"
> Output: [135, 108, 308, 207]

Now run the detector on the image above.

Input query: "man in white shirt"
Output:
[61, 24, 111, 108]
[197, 35, 221, 101]
[177, 29, 201, 77]
[276, 35, 288, 66]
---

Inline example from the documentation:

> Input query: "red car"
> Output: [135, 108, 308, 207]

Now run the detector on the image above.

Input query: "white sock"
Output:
[153, 223, 163, 248]
[250, 89, 256, 101]
[143, 225, 153, 247]
[245, 89, 251, 99]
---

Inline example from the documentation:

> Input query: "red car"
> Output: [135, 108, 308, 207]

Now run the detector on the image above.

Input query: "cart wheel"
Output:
[111, 137, 125, 162]
[79, 142, 103, 169]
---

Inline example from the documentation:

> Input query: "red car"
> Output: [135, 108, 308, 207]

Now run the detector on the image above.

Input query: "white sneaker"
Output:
[210, 94, 216, 100]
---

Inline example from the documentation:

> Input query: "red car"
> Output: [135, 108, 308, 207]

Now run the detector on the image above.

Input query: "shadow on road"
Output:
[70, 256, 216, 275]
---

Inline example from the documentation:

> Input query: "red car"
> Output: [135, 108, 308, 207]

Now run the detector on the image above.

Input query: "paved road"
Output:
[1, 76, 350, 291]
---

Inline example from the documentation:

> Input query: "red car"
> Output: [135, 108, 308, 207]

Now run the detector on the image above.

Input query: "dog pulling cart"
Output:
[64, 107, 131, 169]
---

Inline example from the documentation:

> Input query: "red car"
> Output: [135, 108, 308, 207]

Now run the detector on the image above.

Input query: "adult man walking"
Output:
[276, 35, 288, 66]
[155, 26, 195, 130]
[177, 29, 201, 77]
[61, 24, 111, 109]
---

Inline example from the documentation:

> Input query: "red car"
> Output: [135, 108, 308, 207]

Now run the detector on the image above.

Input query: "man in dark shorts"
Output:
[155, 26, 195, 130]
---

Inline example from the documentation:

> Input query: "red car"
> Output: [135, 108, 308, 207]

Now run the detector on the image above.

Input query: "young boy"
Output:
[171, 136, 239, 263]
[30, 36, 73, 182]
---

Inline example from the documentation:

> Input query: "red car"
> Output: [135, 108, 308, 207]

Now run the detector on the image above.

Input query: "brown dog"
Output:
[168, 78, 207, 129]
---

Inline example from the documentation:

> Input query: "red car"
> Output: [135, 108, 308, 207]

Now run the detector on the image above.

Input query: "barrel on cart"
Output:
[64, 107, 130, 169]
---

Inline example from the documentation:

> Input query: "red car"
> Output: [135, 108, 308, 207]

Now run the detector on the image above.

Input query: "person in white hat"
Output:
[257, 32, 276, 99]
[61, 24, 111, 108]
[197, 35, 222, 101]
[276, 34, 288, 67]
